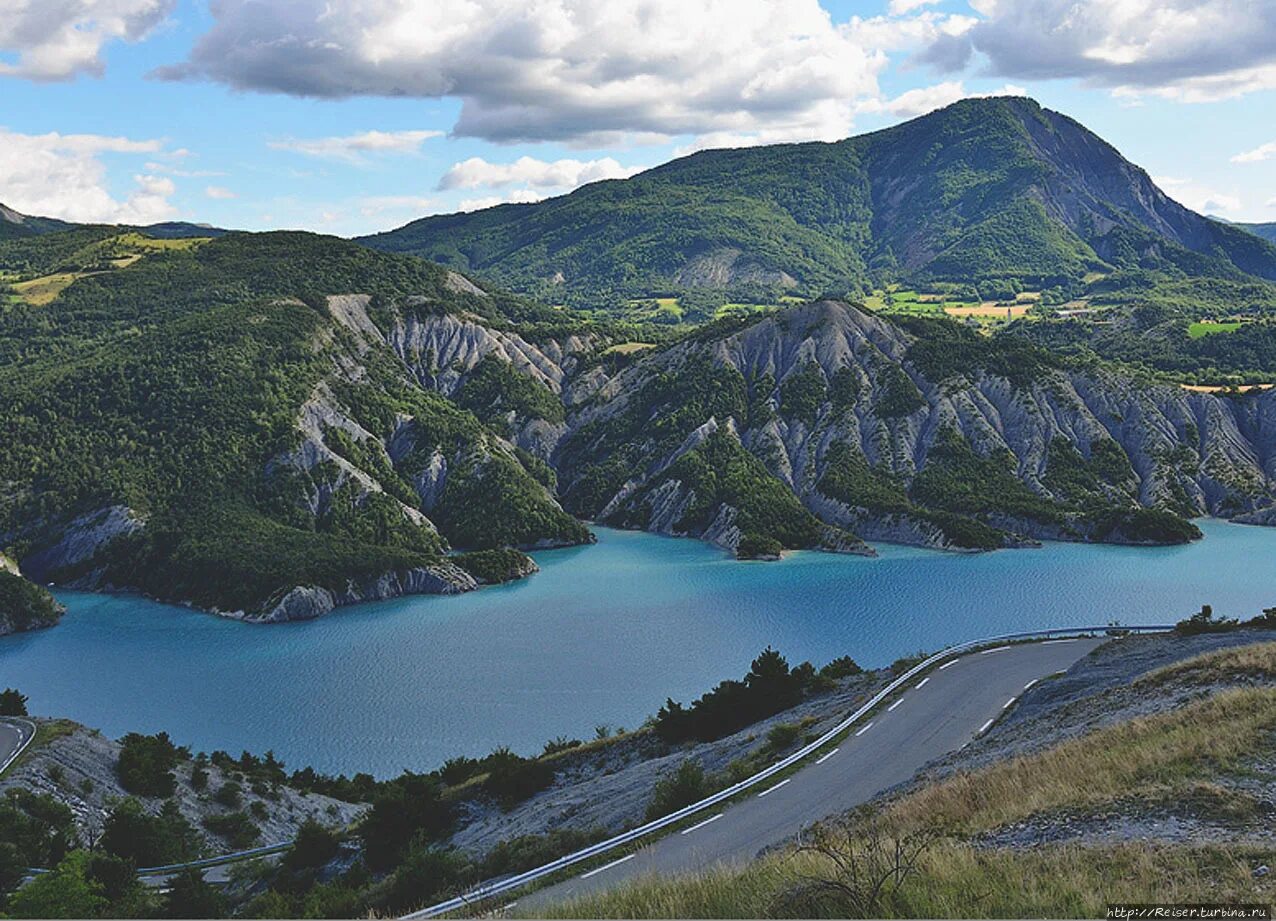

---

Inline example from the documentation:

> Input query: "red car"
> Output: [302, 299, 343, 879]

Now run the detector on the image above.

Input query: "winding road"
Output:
[0, 717, 35, 776]
[516, 636, 1106, 911]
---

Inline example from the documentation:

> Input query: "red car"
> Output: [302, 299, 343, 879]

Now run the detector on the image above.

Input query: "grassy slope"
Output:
[526, 644, 1276, 919]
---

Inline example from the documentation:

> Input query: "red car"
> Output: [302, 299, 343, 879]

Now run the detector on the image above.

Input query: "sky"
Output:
[1, 0, 1275, 238]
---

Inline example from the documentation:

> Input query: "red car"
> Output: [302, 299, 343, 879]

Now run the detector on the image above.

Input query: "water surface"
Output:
[2, 520, 1273, 776]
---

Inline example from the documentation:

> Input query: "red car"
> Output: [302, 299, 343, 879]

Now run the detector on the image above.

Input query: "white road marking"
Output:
[1023, 678, 1039, 690]
[938, 659, 959, 670]
[1043, 639, 1076, 645]
[915, 677, 930, 689]
[978, 718, 995, 734]
[580, 854, 635, 879]
[1003, 696, 1017, 710]
[680, 813, 723, 835]
[888, 699, 903, 712]
[815, 748, 839, 765]
[980, 645, 1010, 655]
[855, 721, 875, 737]
[757, 778, 791, 798]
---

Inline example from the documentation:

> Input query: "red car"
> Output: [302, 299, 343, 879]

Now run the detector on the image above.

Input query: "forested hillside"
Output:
[360, 97, 1276, 310]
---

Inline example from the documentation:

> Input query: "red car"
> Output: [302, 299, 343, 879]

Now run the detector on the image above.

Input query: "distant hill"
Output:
[0, 202, 74, 240]
[0, 201, 229, 242]
[359, 97, 1276, 306]
[1236, 221, 1276, 245]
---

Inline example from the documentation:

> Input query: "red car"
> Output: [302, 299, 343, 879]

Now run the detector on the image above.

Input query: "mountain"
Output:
[359, 97, 1276, 307]
[1236, 221, 1276, 245]
[0, 202, 74, 240]
[0, 230, 599, 622]
[0, 201, 228, 243]
[554, 300, 1275, 554]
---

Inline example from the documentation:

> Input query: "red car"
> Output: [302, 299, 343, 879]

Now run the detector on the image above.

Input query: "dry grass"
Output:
[943, 302, 1033, 318]
[515, 685, 1276, 918]
[1136, 641, 1276, 687]
[882, 687, 1276, 836]
[523, 841, 1272, 919]
[604, 342, 657, 356]
[11, 272, 91, 305]
[1181, 383, 1276, 394]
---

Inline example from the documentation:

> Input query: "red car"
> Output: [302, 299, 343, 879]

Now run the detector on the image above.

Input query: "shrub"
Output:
[820, 656, 863, 680]
[645, 760, 711, 821]
[101, 798, 200, 866]
[213, 781, 242, 809]
[655, 647, 811, 743]
[483, 750, 555, 809]
[0, 688, 28, 717]
[202, 811, 260, 849]
[360, 772, 454, 872]
[765, 722, 801, 752]
[116, 733, 183, 798]
[282, 819, 340, 872]
[1175, 605, 1239, 636]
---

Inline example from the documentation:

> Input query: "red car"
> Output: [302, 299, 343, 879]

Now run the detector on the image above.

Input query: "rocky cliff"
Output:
[554, 301, 1276, 552]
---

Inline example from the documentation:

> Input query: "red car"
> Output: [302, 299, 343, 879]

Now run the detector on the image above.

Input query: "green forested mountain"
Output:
[0, 230, 599, 620]
[359, 97, 1276, 307]
[5, 98, 1276, 626]
[1237, 221, 1276, 245]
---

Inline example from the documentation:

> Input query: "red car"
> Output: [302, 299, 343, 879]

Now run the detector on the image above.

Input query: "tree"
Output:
[0, 688, 28, 716]
[161, 869, 227, 919]
[116, 733, 181, 798]
[6, 851, 107, 919]
[360, 773, 453, 871]
[100, 798, 198, 867]
[645, 760, 710, 821]
[282, 819, 340, 872]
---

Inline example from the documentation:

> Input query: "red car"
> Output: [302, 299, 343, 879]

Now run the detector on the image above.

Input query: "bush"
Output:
[0, 688, 28, 716]
[655, 647, 813, 743]
[483, 750, 555, 809]
[360, 772, 454, 872]
[765, 722, 801, 752]
[202, 811, 260, 849]
[161, 867, 228, 919]
[645, 760, 711, 821]
[820, 656, 863, 680]
[213, 781, 242, 809]
[282, 819, 340, 872]
[1175, 605, 1239, 636]
[116, 733, 183, 798]
[101, 798, 200, 867]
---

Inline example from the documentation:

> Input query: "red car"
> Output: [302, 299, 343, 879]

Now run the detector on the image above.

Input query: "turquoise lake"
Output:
[2, 520, 1275, 777]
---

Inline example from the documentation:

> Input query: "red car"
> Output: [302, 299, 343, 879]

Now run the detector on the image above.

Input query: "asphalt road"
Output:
[0, 718, 34, 774]
[520, 636, 1106, 910]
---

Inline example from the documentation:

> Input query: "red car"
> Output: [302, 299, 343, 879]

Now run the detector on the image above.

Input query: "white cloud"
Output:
[0, 0, 174, 81]
[889, 0, 941, 14]
[204, 185, 236, 200]
[458, 190, 546, 212]
[358, 195, 436, 217]
[1233, 141, 1276, 164]
[155, 0, 963, 146]
[927, 0, 1276, 103]
[0, 128, 178, 224]
[438, 156, 643, 192]
[268, 129, 443, 163]
[855, 80, 1027, 119]
[1154, 175, 1241, 216]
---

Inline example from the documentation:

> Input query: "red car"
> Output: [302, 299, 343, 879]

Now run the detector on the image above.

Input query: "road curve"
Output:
[0, 717, 35, 776]
[519, 636, 1106, 910]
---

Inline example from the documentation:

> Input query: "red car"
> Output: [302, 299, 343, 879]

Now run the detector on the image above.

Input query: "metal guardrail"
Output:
[135, 841, 293, 876]
[403, 623, 1173, 919]
[0, 718, 37, 776]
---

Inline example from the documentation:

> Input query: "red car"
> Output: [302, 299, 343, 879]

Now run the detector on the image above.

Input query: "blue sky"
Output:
[2, 0, 1275, 237]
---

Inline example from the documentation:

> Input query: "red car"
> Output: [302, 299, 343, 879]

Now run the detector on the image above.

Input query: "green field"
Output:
[1187, 320, 1242, 339]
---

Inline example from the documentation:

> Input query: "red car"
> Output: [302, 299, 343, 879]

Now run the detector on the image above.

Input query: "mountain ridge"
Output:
[358, 97, 1276, 306]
